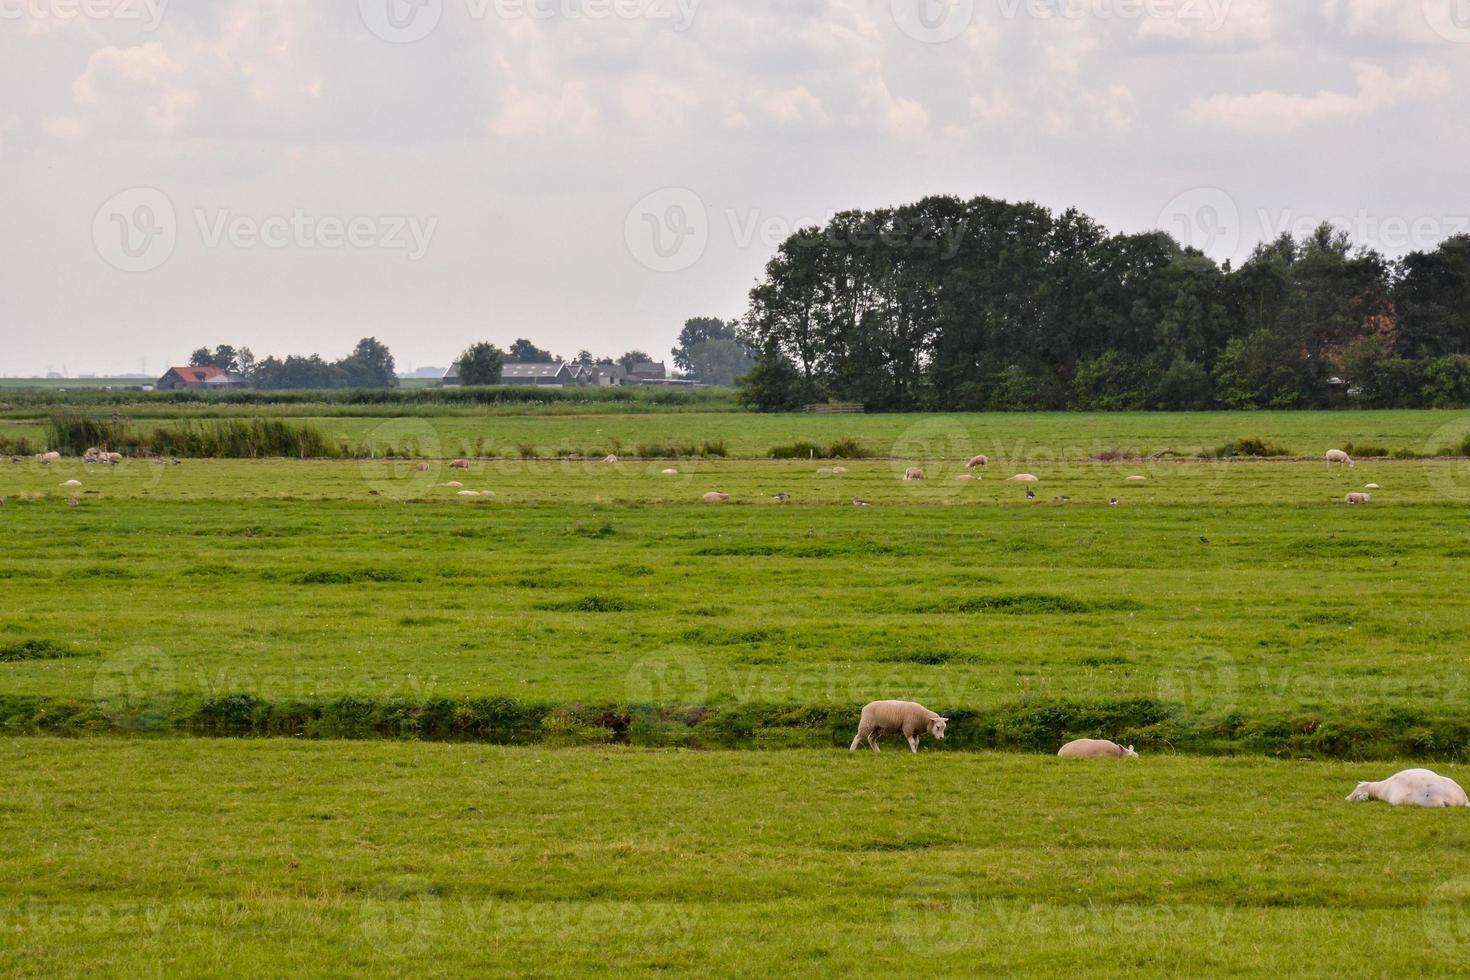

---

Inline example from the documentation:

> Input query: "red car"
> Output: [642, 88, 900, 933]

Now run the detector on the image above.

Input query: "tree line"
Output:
[735, 194, 1470, 411]
[188, 339, 397, 389]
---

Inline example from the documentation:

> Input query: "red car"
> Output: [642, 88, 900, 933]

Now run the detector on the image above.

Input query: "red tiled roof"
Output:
[165, 366, 226, 383]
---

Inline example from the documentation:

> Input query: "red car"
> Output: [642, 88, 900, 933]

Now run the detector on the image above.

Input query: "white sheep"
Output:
[1057, 738, 1138, 759]
[1126, 475, 1147, 482]
[966, 455, 989, 469]
[903, 467, 925, 481]
[604, 454, 619, 463]
[661, 468, 678, 475]
[1346, 769, 1469, 808]
[1009, 474, 1039, 483]
[702, 491, 730, 503]
[831, 466, 849, 475]
[450, 459, 471, 470]
[1344, 492, 1371, 505]
[849, 700, 948, 754]
[1325, 450, 1355, 467]
[60, 479, 81, 487]
[956, 474, 977, 482]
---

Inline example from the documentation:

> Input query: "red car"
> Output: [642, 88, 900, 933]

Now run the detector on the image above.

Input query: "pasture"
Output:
[4, 407, 1470, 975]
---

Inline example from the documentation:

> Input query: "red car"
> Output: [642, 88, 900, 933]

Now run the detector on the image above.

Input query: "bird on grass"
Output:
[1109, 498, 1120, 507]
[853, 498, 872, 508]
[773, 493, 790, 502]
[806, 527, 816, 538]
[66, 498, 79, 508]
[1199, 536, 1210, 544]
[1025, 488, 1036, 501]
[1053, 495, 1070, 503]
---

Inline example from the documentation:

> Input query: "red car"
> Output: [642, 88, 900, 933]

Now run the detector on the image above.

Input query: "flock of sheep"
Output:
[855, 700, 1468, 808]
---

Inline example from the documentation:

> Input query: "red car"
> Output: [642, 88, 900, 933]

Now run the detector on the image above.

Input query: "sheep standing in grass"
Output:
[966, 455, 989, 469]
[849, 700, 948, 754]
[450, 459, 471, 470]
[1325, 450, 1355, 467]
[1346, 769, 1468, 808]
[903, 467, 925, 481]
[1058, 739, 1138, 759]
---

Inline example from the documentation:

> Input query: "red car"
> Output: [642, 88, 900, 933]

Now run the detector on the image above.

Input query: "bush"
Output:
[1214, 436, 1292, 458]
[1343, 443, 1389, 458]
[0, 639, 90, 662]
[636, 441, 727, 458]
[769, 438, 872, 459]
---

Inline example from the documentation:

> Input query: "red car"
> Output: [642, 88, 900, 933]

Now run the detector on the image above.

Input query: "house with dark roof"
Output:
[627, 361, 667, 383]
[157, 366, 246, 391]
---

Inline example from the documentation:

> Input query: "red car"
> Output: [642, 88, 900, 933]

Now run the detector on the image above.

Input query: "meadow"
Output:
[4, 406, 1470, 975]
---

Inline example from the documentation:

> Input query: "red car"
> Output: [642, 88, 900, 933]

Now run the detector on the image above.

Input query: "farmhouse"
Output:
[501, 362, 579, 386]
[156, 366, 246, 391]
[626, 361, 667, 383]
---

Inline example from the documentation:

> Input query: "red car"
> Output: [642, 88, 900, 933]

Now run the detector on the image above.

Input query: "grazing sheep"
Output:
[1058, 739, 1138, 759]
[1346, 769, 1468, 808]
[849, 700, 948, 754]
[966, 455, 990, 469]
[415, 462, 431, 472]
[37, 451, 60, 464]
[107, 453, 123, 463]
[1325, 450, 1355, 467]
[903, 467, 925, 481]
[702, 492, 730, 503]
[0, 496, 6, 506]
[1344, 492, 1372, 505]
[604, 454, 619, 463]
[450, 459, 471, 470]
[1009, 474, 1039, 483]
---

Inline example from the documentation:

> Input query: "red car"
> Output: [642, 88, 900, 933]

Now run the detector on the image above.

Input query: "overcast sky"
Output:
[2, 0, 1467, 376]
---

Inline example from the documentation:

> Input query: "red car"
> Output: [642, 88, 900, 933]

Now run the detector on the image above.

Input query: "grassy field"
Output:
[6, 408, 1470, 459]
[5, 407, 1470, 975]
[4, 739, 1470, 976]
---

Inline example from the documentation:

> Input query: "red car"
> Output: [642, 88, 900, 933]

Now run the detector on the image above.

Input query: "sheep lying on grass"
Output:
[1346, 769, 1468, 808]
[1009, 474, 1039, 483]
[849, 700, 947, 754]
[1344, 492, 1371, 505]
[1058, 739, 1138, 759]
[702, 492, 730, 503]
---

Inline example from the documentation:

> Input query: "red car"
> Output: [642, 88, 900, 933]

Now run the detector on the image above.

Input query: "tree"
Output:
[672, 317, 733, 372]
[735, 349, 806, 411]
[188, 348, 213, 368]
[617, 350, 653, 371]
[338, 337, 397, 388]
[455, 342, 506, 385]
[508, 339, 554, 364]
[684, 337, 755, 387]
[573, 350, 595, 365]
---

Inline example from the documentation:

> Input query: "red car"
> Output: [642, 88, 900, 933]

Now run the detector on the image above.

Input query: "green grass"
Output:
[3, 455, 1470, 756]
[5, 408, 1470, 459]
[3, 739, 1470, 976]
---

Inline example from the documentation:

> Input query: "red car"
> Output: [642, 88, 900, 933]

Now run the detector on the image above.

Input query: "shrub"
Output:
[769, 437, 873, 460]
[1215, 436, 1292, 458]
[1343, 443, 1389, 458]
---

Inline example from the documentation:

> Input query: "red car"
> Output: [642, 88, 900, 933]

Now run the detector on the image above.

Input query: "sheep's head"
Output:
[1346, 783, 1375, 802]
[929, 717, 948, 740]
[1121, 745, 1138, 759]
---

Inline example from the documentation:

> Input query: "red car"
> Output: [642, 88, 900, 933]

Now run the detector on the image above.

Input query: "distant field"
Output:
[4, 453, 1470, 756]
[3, 739, 1469, 976]
[5, 408, 1470, 460]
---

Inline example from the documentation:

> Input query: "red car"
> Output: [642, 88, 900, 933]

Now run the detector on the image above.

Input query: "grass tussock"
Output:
[0, 639, 91, 662]
[769, 437, 874, 460]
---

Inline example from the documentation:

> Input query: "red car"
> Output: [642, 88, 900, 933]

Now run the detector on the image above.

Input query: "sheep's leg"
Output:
[867, 731, 881, 753]
[849, 725, 870, 752]
[907, 733, 919, 754]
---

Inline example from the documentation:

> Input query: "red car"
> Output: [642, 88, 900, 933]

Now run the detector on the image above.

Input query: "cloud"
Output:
[1187, 61, 1451, 133]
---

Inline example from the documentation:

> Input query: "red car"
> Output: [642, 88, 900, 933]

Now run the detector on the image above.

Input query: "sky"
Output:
[2, 0, 1468, 376]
